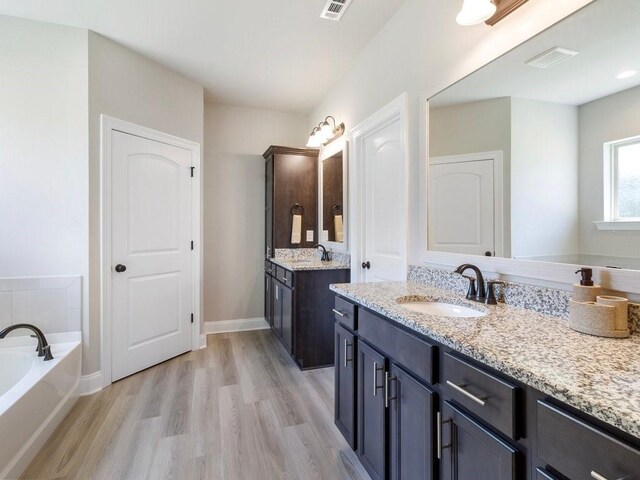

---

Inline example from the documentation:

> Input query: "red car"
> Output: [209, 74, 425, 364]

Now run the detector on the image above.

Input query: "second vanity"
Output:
[331, 280, 640, 480]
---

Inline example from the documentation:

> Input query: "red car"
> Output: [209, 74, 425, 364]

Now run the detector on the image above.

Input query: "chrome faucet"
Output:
[0, 323, 54, 361]
[454, 264, 486, 302]
[314, 244, 331, 262]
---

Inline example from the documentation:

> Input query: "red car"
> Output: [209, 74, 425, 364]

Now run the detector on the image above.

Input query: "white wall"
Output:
[511, 98, 579, 258]
[203, 104, 308, 324]
[308, 0, 594, 264]
[0, 16, 88, 283]
[579, 85, 640, 258]
[87, 32, 204, 374]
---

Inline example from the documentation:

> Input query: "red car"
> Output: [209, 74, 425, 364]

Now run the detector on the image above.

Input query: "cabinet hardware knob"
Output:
[436, 411, 453, 460]
[332, 308, 346, 317]
[115, 264, 127, 273]
[373, 362, 384, 396]
[344, 340, 353, 367]
[446, 380, 488, 406]
[384, 372, 397, 408]
[590, 472, 611, 480]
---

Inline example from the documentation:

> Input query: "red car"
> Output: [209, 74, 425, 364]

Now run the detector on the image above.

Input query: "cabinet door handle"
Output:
[590, 472, 611, 480]
[384, 372, 397, 408]
[373, 362, 384, 396]
[275, 285, 279, 300]
[436, 411, 453, 460]
[332, 308, 346, 317]
[446, 380, 487, 406]
[344, 340, 353, 367]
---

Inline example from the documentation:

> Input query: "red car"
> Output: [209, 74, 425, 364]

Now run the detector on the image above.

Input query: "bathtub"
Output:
[0, 332, 81, 479]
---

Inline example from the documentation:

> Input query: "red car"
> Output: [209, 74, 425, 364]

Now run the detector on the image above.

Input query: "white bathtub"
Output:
[0, 332, 81, 479]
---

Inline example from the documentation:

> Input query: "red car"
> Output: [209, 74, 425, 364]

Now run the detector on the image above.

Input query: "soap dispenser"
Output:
[572, 267, 602, 302]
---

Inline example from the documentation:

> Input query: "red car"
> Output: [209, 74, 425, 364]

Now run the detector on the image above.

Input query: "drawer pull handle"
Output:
[344, 340, 353, 367]
[446, 380, 487, 406]
[590, 472, 610, 480]
[332, 308, 348, 318]
[436, 411, 452, 460]
[373, 362, 384, 396]
[384, 372, 397, 408]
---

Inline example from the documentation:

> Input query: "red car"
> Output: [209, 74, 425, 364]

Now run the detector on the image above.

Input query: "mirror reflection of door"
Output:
[428, 155, 496, 256]
[322, 152, 344, 243]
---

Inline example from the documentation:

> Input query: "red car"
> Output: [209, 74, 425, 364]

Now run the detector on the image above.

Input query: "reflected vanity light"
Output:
[617, 70, 638, 79]
[457, 0, 529, 26]
[306, 116, 345, 147]
[457, 0, 496, 25]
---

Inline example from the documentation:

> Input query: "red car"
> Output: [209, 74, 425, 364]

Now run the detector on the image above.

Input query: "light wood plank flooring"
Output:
[21, 330, 370, 480]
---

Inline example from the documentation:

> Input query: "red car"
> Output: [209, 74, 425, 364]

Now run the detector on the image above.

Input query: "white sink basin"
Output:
[398, 301, 486, 318]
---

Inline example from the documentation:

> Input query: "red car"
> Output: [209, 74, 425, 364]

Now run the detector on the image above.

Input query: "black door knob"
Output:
[361, 261, 371, 270]
[485, 251, 493, 257]
[115, 264, 127, 273]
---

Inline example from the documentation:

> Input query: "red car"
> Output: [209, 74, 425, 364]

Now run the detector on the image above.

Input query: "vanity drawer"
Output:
[358, 309, 435, 384]
[537, 401, 640, 480]
[443, 352, 520, 440]
[264, 260, 275, 275]
[333, 297, 356, 330]
[275, 266, 293, 286]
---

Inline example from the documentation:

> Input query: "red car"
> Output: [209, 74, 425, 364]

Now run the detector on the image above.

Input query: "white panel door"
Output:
[362, 117, 407, 282]
[111, 131, 193, 382]
[428, 159, 494, 256]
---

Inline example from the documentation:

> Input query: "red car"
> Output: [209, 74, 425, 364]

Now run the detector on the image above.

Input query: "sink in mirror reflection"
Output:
[397, 299, 487, 318]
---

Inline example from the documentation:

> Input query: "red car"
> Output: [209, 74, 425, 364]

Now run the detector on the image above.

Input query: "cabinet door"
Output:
[273, 281, 282, 336]
[358, 341, 387, 480]
[264, 273, 273, 326]
[265, 156, 274, 257]
[389, 364, 436, 480]
[280, 284, 293, 354]
[335, 323, 357, 449]
[440, 401, 518, 480]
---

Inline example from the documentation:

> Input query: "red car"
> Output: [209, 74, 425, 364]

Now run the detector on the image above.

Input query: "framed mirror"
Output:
[427, 0, 640, 272]
[319, 139, 348, 250]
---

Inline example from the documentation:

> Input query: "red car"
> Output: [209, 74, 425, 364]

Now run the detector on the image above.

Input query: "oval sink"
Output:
[398, 301, 486, 318]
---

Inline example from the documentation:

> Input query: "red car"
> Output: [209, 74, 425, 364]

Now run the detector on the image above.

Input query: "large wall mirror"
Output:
[427, 0, 640, 271]
[319, 139, 348, 250]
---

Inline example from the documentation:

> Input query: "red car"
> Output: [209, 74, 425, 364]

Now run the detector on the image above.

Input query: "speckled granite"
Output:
[330, 281, 640, 439]
[408, 265, 640, 331]
[273, 248, 350, 271]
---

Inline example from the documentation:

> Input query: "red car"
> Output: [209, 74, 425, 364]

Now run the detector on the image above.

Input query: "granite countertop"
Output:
[330, 281, 640, 438]
[270, 257, 350, 271]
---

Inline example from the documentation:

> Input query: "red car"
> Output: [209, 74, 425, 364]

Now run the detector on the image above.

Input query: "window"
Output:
[597, 136, 640, 230]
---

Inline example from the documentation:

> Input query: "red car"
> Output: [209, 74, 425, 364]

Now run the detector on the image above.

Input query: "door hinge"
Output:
[190, 166, 195, 177]
[191, 240, 194, 250]
[191, 313, 194, 324]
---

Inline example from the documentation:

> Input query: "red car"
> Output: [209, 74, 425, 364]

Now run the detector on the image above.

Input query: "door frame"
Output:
[427, 151, 504, 258]
[350, 93, 410, 283]
[100, 115, 202, 388]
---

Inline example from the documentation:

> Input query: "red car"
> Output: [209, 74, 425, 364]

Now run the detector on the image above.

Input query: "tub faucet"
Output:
[0, 324, 54, 361]
[314, 244, 331, 262]
[454, 264, 486, 302]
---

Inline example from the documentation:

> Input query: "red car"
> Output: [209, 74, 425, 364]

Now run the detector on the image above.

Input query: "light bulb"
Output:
[320, 121, 334, 139]
[306, 130, 322, 148]
[456, 0, 497, 26]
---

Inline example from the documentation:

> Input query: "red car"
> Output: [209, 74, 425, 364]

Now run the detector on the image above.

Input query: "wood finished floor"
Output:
[21, 330, 370, 480]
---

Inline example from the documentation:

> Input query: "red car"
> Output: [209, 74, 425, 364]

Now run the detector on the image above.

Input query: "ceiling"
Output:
[0, 0, 404, 114]
[430, 0, 640, 108]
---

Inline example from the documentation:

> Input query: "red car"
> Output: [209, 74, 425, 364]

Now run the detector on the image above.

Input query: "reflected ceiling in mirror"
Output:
[428, 0, 640, 271]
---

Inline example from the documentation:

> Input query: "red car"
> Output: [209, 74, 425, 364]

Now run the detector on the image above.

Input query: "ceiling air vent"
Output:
[526, 47, 579, 69]
[320, 0, 353, 21]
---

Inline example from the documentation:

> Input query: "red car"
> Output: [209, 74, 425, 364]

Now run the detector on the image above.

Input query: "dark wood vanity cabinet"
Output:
[263, 146, 318, 257]
[266, 261, 349, 368]
[333, 293, 640, 480]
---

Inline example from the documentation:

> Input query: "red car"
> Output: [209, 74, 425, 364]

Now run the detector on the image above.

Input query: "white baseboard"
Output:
[78, 371, 103, 396]
[205, 317, 270, 334]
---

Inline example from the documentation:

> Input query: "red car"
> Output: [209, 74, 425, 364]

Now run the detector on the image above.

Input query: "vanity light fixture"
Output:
[306, 116, 345, 148]
[457, 0, 530, 26]
[617, 70, 638, 79]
